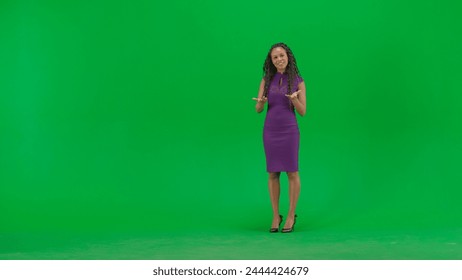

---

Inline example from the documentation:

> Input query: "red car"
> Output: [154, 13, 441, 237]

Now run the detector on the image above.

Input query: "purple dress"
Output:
[263, 72, 303, 172]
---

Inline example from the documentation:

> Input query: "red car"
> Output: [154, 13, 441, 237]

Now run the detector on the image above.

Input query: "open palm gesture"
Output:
[285, 90, 301, 101]
[252, 96, 268, 103]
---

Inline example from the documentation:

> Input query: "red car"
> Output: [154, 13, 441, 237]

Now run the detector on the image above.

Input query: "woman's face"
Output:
[271, 47, 288, 73]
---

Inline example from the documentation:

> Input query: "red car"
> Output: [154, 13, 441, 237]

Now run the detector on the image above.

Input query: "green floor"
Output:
[2, 219, 461, 259]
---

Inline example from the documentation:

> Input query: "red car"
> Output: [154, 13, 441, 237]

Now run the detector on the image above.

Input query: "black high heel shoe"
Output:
[269, 214, 283, 233]
[281, 214, 297, 233]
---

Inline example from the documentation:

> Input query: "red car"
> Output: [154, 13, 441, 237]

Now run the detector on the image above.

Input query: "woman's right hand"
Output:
[252, 96, 268, 103]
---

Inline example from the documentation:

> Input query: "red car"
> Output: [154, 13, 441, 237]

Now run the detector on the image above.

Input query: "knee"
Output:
[287, 171, 299, 180]
[268, 172, 281, 180]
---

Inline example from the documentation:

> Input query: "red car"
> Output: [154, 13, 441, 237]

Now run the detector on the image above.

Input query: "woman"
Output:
[253, 42, 306, 233]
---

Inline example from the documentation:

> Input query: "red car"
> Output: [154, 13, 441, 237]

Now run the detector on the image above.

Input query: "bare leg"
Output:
[283, 171, 301, 229]
[268, 172, 281, 228]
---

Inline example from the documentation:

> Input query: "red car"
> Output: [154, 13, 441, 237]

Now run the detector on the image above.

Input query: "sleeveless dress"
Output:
[263, 72, 303, 172]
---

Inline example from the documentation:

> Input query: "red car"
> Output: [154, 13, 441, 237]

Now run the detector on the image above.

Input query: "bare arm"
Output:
[252, 79, 267, 113]
[286, 81, 306, 116]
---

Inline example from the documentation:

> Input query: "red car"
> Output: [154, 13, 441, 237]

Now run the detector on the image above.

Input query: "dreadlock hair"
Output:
[262, 42, 301, 109]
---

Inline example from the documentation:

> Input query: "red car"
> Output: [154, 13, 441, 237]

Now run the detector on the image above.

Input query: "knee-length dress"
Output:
[263, 72, 303, 172]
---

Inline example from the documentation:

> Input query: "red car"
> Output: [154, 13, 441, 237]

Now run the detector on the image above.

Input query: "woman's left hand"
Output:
[285, 90, 301, 101]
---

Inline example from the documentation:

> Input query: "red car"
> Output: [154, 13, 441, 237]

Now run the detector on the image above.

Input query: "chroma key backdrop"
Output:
[1, 0, 462, 259]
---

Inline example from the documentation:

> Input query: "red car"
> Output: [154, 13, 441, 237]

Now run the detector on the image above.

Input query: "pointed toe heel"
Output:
[269, 214, 283, 233]
[281, 214, 297, 233]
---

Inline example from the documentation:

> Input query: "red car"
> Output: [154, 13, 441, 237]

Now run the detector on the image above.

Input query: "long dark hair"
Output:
[262, 42, 301, 99]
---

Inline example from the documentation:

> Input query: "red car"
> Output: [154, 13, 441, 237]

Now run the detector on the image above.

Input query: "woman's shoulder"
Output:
[294, 74, 304, 86]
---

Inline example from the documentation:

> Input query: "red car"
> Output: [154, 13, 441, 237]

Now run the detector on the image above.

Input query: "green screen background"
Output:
[1, 0, 462, 259]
